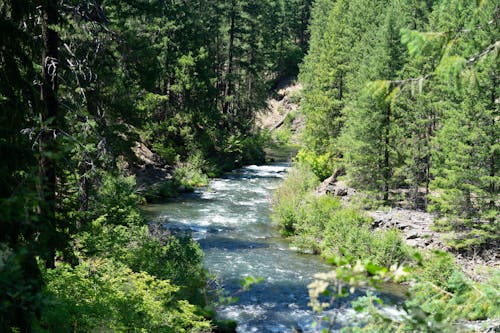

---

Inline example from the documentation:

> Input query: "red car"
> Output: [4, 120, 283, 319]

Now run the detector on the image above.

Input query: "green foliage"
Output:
[274, 127, 293, 146]
[41, 258, 211, 332]
[408, 269, 500, 323]
[174, 153, 210, 191]
[320, 210, 409, 265]
[307, 259, 409, 313]
[46, 172, 211, 331]
[218, 131, 268, 168]
[2, 0, 316, 330]
[299, 0, 498, 249]
[291, 194, 342, 254]
[413, 251, 457, 288]
[0, 244, 43, 332]
[307, 256, 499, 332]
[271, 166, 319, 236]
[239, 276, 265, 291]
[272, 167, 411, 265]
[89, 174, 143, 226]
[295, 149, 334, 181]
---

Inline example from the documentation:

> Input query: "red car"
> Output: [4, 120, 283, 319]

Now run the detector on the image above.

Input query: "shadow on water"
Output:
[199, 236, 269, 251]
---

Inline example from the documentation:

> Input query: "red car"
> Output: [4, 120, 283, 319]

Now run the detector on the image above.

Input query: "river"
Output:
[143, 164, 391, 332]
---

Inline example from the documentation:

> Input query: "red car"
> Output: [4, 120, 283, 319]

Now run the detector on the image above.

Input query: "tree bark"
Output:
[383, 103, 391, 203]
[39, 0, 59, 269]
[223, 0, 236, 117]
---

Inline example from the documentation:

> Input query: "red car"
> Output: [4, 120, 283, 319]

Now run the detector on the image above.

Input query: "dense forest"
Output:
[0, 0, 498, 332]
[299, 0, 498, 241]
[271, 0, 499, 331]
[0, 0, 311, 331]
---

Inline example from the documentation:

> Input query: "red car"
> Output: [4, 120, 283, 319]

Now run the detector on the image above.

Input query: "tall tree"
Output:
[38, 0, 61, 269]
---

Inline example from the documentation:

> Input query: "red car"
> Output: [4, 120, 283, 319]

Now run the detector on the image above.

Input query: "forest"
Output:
[0, 0, 498, 332]
[272, 0, 498, 331]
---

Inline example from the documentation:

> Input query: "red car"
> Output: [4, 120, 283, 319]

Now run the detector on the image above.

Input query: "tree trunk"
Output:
[489, 69, 497, 212]
[223, 0, 236, 117]
[383, 103, 391, 203]
[39, 0, 59, 269]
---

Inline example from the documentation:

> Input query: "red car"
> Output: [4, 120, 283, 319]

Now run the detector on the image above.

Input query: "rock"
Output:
[335, 187, 348, 196]
[132, 141, 164, 166]
[316, 176, 356, 204]
[406, 232, 420, 240]
[366, 208, 448, 251]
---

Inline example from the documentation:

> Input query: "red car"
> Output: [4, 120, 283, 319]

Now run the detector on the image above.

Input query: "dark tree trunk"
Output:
[223, 0, 236, 117]
[76, 90, 97, 229]
[39, 0, 59, 269]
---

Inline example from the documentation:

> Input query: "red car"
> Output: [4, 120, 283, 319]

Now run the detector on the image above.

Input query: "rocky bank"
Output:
[316, 175, 499, 282]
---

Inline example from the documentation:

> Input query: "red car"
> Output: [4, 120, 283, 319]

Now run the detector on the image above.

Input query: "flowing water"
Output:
[143, 164, 397, 332]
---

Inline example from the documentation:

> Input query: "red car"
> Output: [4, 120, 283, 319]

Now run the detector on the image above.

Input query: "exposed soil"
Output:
[256, 76, 304, 145]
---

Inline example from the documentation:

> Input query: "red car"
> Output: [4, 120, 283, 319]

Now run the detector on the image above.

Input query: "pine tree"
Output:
[339, 0, 411, 202]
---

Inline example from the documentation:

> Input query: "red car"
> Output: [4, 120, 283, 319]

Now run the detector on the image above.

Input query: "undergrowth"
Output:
[273, 166, 500, 331]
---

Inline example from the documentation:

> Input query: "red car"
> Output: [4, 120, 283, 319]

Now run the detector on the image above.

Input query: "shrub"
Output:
[174, 152, 209, 190]
[320, 211, 409, 266]
[274, 127, 293, 146]
[240, 132, 268, 165]
[89, 173, 143, 226]
[408, 269, 500, 322]
[292, 194, 342, 253]
[295, 149, 333, 181]
[271, 166, 319, 235]
[41, 258, 211, 332]
[272, 166, 410, 266]
[320, 209, 374, 261]
[77, 219, 207, 305]
[414, 251, 457, 288]
[371, 229, 411, 266]
[220, 131, 268, 167]
[151, 142, 178, 165]
[0, 244, 44, 332]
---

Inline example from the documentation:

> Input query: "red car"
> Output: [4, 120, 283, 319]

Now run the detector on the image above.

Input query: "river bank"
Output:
[315, 174, 499, 283]
[271, 164, 499, 331]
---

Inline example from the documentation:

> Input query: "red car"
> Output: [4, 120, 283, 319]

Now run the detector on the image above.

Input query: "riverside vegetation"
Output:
[271, 0, 499, 331]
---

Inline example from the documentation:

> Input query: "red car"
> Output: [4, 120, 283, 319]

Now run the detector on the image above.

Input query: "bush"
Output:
[89, 173, 143, 226]
[408, 269, 500, 322]
[319, 209, 409, 265]
[0, 244, 44, 332]
[271, 166, 319, 236]
[45, 170, 213, 332]
[77, 218, 207, 305]
[151, 142, 178, 165]
[41, 258, 211, 332]
[272, 166, 410, 266]
[320, 209, 374, 259]
[292, 194, 342, 253]
[414, 251, 457, 288]
[174, 152, 209, 190]
[274, 127, 293, 146]
[295, 149, 333, 181]
[219, 131, 268, 168]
